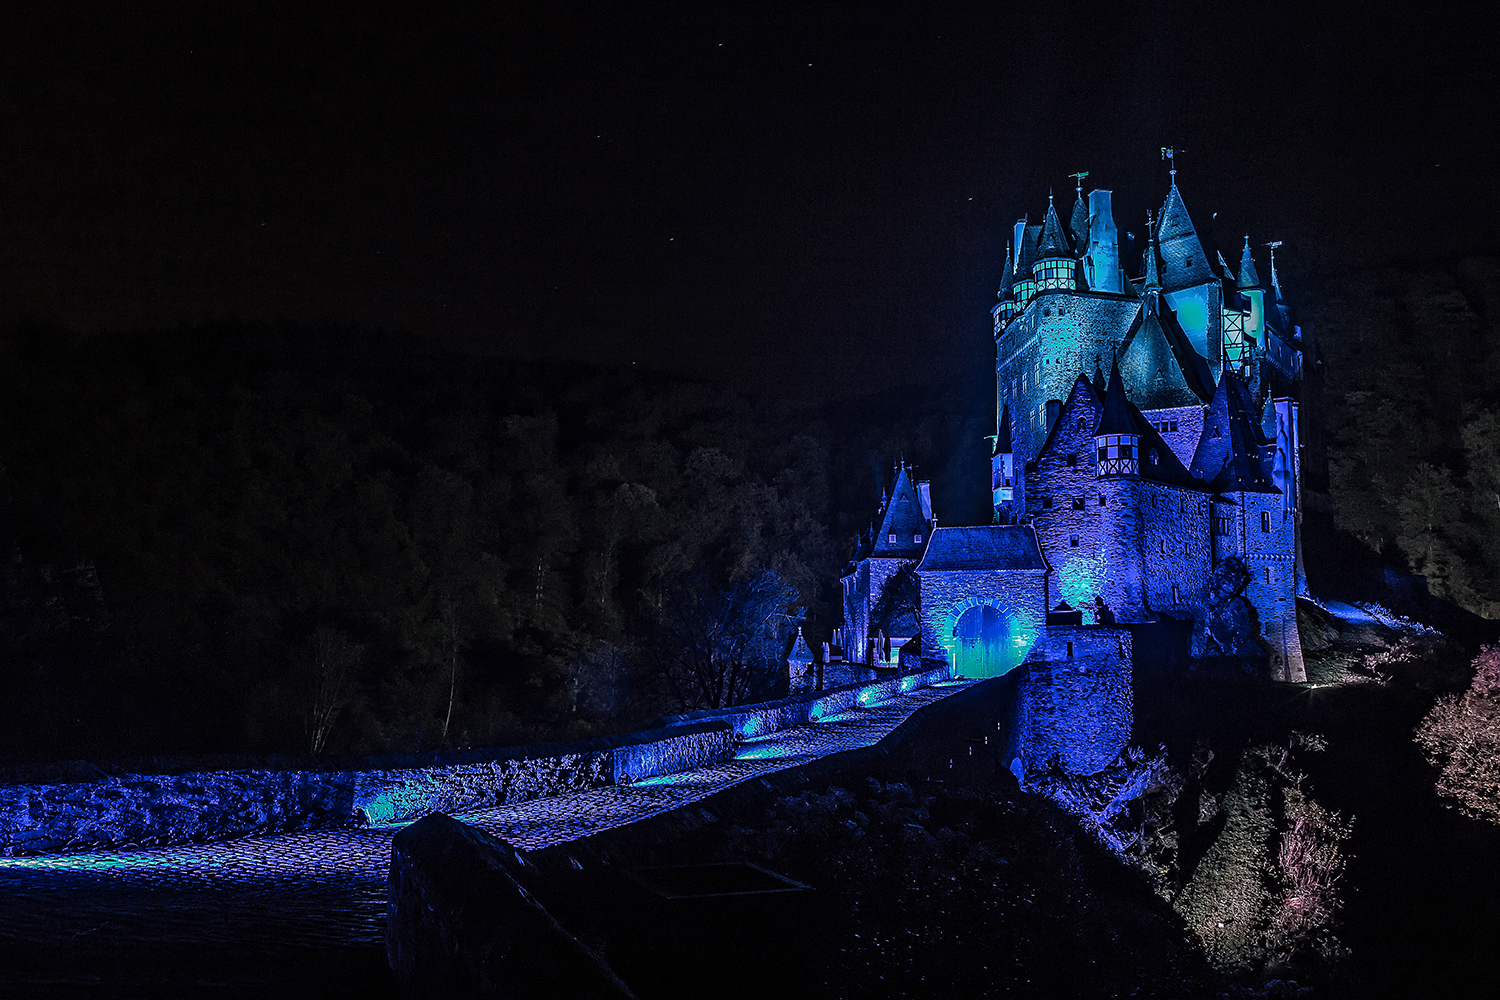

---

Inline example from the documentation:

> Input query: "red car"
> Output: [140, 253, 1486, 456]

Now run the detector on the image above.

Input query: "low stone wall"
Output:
[0, 665, 948, 856]
[0, 721, 733, 856]
[387, 813, 634, 999]
[661, 662, 953, 740]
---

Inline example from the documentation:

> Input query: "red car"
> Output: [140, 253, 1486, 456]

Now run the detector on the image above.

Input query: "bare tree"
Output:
[651, 568, 800, 710]
[304, 625, 365, 754]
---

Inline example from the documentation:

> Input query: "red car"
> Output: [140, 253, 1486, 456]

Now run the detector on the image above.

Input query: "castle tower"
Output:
[1032, 196, 1076, 293]
[1095, 364, 1139, 477]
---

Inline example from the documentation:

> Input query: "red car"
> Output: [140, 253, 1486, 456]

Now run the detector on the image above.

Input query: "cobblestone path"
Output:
[0, 682, 971, 952]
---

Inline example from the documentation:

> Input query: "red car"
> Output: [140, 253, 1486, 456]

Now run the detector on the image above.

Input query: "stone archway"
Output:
[951, 603, 1015, 679]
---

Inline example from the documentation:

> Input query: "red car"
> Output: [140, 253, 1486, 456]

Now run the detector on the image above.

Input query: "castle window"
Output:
[1067, 454, 1077, 467]
[1070, 536, 1079, 547]
[913, 533, 922, 544]
[1266, 567, 1272, 585]
[1043, 496, 1053, 509]
[1261, 511, 1270, 533]
[1072, 498, 1085, 510]
[1172, 584, 1179, 605]
[1170, 420, 1179, 431]
[1160, 540, 1165, 553]
[1099, 496, 1106, 506]
[1066, 641, 1074, 658]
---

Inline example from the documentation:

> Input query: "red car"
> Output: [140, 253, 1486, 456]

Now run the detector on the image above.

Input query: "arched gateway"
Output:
[952, 603, 1016, 678]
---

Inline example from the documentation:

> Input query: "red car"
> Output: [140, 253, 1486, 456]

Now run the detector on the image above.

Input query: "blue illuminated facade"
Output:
[837, 168, 1309, 686]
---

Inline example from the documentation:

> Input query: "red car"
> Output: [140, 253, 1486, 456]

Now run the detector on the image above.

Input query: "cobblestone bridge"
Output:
[0, 681, 972, 983]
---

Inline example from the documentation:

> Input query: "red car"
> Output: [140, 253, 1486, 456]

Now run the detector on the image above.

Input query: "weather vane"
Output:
[1160, 147, 1184, 181]
[1068, 170, 1089, 194]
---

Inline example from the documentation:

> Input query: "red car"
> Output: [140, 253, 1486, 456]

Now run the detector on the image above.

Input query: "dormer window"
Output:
[888, 533, 897, 544]
[913, 533, 922, 544]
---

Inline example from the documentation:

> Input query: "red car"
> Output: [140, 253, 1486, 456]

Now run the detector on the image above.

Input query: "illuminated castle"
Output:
[838, 164, 1309, 688]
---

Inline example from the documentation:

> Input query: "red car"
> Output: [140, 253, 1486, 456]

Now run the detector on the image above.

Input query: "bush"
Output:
[1415, 644, 1500, 823]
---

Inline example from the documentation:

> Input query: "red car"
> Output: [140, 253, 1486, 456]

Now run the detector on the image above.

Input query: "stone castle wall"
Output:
[919, 568, 1047, 671]
[1014, 625, 1133, 775]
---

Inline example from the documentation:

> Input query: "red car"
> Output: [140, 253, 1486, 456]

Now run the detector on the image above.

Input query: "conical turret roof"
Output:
[997, 244, 1015, 299]
[1094, 363, 1135, 436]
[1156, 182, 1216, 291]
[1236, 236, 1260, 289]
[1035, 198, 1072, 260]
[789, 626, 813, 663]
[1015, 223, 1042, 278]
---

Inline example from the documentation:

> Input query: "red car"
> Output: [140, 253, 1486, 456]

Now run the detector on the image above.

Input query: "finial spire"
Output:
[1160, 147, 1183, 184]
[1068, 170, 1089, 196]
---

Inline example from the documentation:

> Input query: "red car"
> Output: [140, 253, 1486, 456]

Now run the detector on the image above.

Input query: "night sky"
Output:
[2, 3, 1493, 391]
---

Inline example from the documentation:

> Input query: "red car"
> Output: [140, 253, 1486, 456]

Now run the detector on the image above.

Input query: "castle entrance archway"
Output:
[952, 604, 1014, 678]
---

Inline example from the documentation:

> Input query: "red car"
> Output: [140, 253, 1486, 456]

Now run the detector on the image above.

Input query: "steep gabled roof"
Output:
[917, 525, 1046, 573]
[1157, 183, 1216, 292]
[1118, 290, 1214, 408]
[1189, 371, 1278, 493]
[1237, 236, 1261, 290]
[869, 464, 931, 558]
[1035, 199, 1072, 260]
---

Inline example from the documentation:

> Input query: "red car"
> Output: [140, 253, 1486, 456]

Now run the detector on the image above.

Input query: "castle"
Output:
[829, 165, 1310, 696]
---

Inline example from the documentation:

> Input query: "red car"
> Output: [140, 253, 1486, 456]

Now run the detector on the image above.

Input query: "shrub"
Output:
[1415, 644, 1500, 823]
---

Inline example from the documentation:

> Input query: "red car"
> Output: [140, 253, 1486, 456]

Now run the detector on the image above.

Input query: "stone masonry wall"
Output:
[0, 722, 734, 856]
[1014, 626, 1133, 775]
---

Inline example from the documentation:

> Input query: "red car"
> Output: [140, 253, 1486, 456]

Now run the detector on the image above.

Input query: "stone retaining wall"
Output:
[0, 722, 733, 856]
[0, 666, 954, 857]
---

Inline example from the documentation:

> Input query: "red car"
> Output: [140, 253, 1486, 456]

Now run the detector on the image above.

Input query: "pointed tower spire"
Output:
[1266, 240, 1284, 301]
[1033, 195, 1076, 291]
[1068, 170, 1090, 247]
[1036, 195, 1073, 259]
[1237, 235, 1260, 289]
[1094, 363, 1140, 478]
[1143, 211, 1161, 289]
[997, 241, 1015, 299]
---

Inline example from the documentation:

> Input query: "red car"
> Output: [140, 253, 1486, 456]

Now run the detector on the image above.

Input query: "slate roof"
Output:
[1035, 199, 1073, 259]
[1069, 192, 1090, 248]
[1189, 371, 1278, 493]
[869, 464, 931, 559]
[917, 525, 1046, 573]
[1118, 290, 1215, 408]
[1094, 364, 1134, 435]
[1039, 367, 1203, 490]
[1156, 182, 1217, 291]
[1237, 236, 1261, 289]
[997, 245, 1015, 300]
